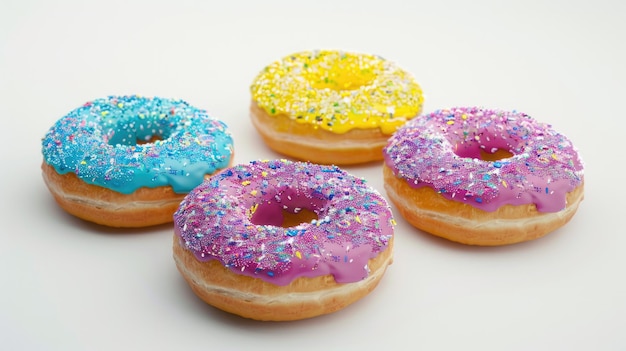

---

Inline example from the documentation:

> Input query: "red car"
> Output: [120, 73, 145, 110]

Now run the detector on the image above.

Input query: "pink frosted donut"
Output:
[172, 159, 395, 321]
[383, 107, 584, 246]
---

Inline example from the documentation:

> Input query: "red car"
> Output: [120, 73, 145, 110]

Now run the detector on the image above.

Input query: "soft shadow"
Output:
[396, 218, 566, 255]
[44, 195, 173, 236]
[172, 270, 353, 331]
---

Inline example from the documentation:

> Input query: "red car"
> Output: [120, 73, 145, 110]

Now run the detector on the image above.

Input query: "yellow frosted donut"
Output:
[250, 50, 424, 165]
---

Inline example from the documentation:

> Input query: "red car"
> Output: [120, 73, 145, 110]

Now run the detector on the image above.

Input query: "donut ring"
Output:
[250, 50, 424, 165]
[173, 159, 395, 321]
[383, 107, 584, 246]
[41, 95, 234, 227]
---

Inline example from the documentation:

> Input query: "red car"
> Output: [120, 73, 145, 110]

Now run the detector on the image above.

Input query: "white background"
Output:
[1, 0, 625, 350]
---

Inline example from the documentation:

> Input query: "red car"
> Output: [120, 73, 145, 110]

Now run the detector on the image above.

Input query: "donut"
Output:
[250, 50, 424, 165]
[41, 95, 234, 228]
[383, 107, 584, 246]
[172, 159, 395, 321]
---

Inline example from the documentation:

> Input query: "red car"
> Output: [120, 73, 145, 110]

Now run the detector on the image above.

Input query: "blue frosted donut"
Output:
[41, 95, 234, 227]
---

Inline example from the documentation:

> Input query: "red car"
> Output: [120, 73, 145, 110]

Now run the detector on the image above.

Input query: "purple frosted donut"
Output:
[383, 106, 584, 246]
[172, 159, 395, 321]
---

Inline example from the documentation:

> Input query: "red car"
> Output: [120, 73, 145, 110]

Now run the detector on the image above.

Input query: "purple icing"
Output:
[174, 159, 394, 286]
[383, 107, 584, 212]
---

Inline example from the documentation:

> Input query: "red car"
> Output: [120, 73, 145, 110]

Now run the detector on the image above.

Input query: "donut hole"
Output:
[479, 148, 514, 161]
[106, 119, 172, 146]
[250, 203, 319, 228]
[249, 191, 324, 228]
[136, 135, 163, 145]
[305, 59, 378, 91]
[279, 208, 319, 227]
[308, 72, 375, 91]
[454, 140, 515, 162]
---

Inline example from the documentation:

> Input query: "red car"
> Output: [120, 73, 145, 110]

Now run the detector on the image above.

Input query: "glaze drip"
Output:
[42, 95, 234, 194]
[174, 159, 395, 285]
[250, 50, 424, 134]
[383, 107, 584, 212]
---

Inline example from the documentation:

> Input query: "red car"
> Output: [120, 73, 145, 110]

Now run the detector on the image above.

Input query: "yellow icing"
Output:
[250, 50, 424, 134]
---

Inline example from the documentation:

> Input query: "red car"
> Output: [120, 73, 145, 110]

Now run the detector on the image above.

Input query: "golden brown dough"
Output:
[173, 235, 393, 321]
[383, 165, 584, 246]
[42, 163, 188, 227]
[250, 102, 389, 165]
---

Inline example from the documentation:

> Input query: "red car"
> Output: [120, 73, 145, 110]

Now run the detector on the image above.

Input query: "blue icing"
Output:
[42, 95, 234, 194]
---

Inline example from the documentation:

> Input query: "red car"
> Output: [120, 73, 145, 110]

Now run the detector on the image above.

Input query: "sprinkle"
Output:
[173, 159, 395, 286]
[250, 50, 424, 135]
[383, 107, 584, 213]
[249, 203, 258, 214]
[42, 95, 234, 194]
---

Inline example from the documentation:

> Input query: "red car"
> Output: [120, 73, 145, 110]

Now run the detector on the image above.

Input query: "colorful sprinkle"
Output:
[174, 159, 394, 286]
[250, 50, 424, 134]
[383, 107, 584, 212]
[42, 95, 234, 194]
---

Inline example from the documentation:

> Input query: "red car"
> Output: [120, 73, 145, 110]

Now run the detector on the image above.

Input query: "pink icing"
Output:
[173, 159, 394, 286]
[383, 107, 584, 212]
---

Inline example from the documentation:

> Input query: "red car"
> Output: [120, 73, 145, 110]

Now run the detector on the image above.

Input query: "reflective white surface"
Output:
[1, 0, 624, 350]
